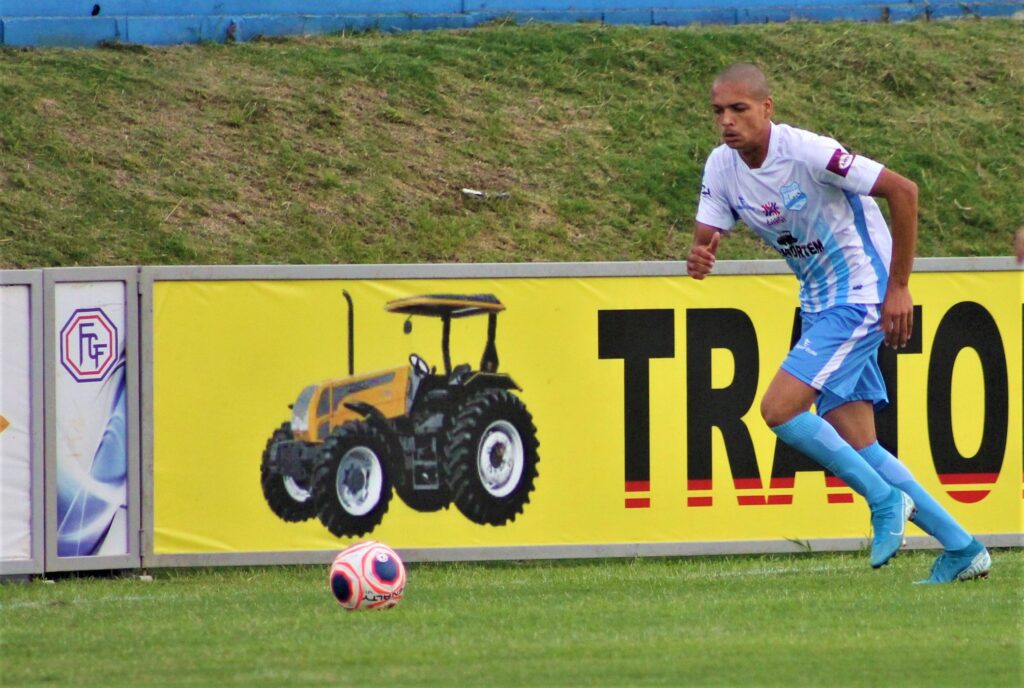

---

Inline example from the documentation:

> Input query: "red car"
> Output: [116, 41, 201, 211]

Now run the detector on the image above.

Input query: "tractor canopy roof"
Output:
[385, 294, 505, 318]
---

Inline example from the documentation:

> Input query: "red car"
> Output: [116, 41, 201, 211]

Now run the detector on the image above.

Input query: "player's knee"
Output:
[760, 388, 815, 428]
[760, 395, 791, 429]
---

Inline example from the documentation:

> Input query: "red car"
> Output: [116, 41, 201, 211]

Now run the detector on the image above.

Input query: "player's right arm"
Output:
[687, 223, 722, 279]
[690, 150, 733, 280]
[869, 168, 918, 349]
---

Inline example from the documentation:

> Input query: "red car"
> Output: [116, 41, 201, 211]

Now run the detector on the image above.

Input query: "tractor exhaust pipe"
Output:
[343, 290, 354, 376]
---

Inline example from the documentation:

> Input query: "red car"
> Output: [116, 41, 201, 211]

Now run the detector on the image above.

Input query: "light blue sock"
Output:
[858, 442, 972, 551]
[771, 412, 893, 507]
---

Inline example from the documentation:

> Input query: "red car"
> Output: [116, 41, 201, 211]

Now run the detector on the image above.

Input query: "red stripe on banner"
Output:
[625, 481, 650, 492]
[688, 479, 712, 491]
[937, 473, 999, 485]
[825, 476, 848, 488]
[737, 495, 767, 505]
[625, 498, 650, 509]
[947, 490, 990, 504]
[770, 477, 795, 489]
[767, 495, 793, 505]
[827, 493, 855, 504]
[733, 478, 764, 489]
[687, 496, 713, 507]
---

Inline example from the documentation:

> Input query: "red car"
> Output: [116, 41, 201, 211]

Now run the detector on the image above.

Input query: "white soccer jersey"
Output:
[696, 122, 892, 312]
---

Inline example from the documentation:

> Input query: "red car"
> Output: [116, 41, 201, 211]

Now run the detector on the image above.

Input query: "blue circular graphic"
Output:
[373, 555, 399, 582]
[331, 571, 353, 602]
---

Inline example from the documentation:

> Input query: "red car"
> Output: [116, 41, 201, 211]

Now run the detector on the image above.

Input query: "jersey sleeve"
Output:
[806, 135, 884, 196]
[695, 152, 737, 231]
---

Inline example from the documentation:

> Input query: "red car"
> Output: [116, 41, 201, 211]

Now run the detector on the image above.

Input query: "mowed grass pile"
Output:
[2, 550, 1022, 686]
[1, 19, 1022, 268]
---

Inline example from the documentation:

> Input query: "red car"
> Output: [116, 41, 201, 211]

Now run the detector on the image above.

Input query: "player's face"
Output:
[710, 81, 773, 153]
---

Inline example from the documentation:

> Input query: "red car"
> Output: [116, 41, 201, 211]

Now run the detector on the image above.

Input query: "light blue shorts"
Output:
[780, 304, 889, 417]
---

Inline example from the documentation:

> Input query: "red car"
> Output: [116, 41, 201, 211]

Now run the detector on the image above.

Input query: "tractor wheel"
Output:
[443, 390, 540, 526]
[261, 422, 317, 522]
[313, 420, 393, 538]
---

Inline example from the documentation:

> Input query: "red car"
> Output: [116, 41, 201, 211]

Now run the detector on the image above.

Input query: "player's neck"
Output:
[738, 123, 772, 169]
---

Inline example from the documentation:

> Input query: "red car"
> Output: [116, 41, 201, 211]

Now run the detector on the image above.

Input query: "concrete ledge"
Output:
[2, 2, 1021, 47]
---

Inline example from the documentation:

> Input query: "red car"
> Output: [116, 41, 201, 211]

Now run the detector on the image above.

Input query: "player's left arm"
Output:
[869, 168, 919, 349]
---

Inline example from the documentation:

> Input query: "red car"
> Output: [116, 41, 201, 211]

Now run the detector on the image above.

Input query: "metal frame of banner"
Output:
[139, 257, 1020, 569]
[0, 270, 46, 576]
[6, 258, 1019, 573]
[139, 535, 1024, 569]
[42, 267, 142, 573]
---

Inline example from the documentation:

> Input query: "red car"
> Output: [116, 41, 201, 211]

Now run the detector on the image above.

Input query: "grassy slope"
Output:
[1, 551, 1022, 686]
[0, 19, 1022, 269]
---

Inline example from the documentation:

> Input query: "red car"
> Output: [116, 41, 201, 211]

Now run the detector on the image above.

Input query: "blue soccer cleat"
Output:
[870, 488, 916, 568]
[916, 539, 992, 584]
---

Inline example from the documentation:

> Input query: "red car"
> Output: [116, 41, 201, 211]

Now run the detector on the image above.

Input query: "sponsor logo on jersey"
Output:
[774, 231, 824, 258]
[794, 337, 818, 357]
[701, 184, 712, 198]
[736, 195, 759, 212]
[780, 181, 808, 211]
[826, 148, 856, 177]
[761, 202, 786, 226]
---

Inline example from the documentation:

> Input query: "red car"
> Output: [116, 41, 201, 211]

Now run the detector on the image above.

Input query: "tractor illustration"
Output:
[260, 292, 540, 538]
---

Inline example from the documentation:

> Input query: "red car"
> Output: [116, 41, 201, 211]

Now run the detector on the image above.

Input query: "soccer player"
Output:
[686, 63, 991, 583]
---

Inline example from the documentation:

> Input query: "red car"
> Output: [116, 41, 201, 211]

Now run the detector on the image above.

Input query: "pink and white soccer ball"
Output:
[329, 540, 406, 610]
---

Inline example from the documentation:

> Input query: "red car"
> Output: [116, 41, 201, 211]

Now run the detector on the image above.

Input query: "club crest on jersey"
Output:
[827, 148, 856, 177]
[780, 181, 808, 211]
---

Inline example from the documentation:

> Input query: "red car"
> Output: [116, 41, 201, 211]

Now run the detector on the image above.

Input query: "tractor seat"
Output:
[450, 363, 472, 384]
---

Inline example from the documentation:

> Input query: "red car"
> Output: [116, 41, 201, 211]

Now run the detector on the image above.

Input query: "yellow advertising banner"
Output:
[151, 271, 1022, 554]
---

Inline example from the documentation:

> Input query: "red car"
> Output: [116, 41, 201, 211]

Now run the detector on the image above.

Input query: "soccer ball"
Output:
[329, 540, 406, 610]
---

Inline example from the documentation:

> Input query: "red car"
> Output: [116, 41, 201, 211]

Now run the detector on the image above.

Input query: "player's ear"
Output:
[763, 95, 774, 119]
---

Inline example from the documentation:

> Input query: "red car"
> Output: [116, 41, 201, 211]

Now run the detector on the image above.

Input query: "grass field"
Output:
[2, 550, 1022, 687]
[2, 18, 1022, 688]
[1, 19, 1023, 268]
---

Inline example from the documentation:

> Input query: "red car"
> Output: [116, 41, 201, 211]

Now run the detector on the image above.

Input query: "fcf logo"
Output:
[60, 308, 119, 382]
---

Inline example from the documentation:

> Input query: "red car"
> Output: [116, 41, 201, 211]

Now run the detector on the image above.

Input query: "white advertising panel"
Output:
[54, 281, 129, 557]
[0, 285, 33, 561]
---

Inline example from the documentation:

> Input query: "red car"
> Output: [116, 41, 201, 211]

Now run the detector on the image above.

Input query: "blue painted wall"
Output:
[0, 1, 1020, 47]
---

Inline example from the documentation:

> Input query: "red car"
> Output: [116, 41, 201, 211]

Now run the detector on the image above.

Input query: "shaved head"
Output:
[713, 63, 771, 99]
[709, 62, 774, 165]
